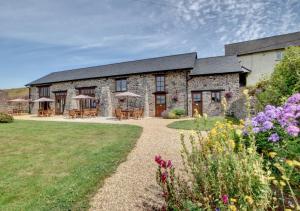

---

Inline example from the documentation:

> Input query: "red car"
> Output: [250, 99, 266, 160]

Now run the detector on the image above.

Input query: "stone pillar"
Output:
[101, 86, 112, 117]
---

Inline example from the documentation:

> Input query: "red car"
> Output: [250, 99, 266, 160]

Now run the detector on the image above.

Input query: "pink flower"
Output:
[167, 160, 172, 168]
[161, 171, 168, 183]
[155, 155, 162, 165]
[222, 194, 229, 204]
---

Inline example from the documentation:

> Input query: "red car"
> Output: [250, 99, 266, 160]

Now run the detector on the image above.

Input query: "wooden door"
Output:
[155, 94, 166, 117]
[192, 92, 202, 116]
[55, 92, 67, 115]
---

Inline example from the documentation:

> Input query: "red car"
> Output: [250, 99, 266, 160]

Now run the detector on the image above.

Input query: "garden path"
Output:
[89, 118, 183, 211]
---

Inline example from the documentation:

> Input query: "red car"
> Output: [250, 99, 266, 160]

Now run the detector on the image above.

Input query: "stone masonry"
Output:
[30, 70, 189, 117]
[188, 73, 240, 116]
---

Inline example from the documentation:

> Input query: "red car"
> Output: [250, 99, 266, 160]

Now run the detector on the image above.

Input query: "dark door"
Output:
[55, 92, 67, 115]
[155, 94, 166, 117]
[192, 92, 202, 116]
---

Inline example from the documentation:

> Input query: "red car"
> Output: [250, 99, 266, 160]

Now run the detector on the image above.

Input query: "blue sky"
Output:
[0, 0, 300, 89]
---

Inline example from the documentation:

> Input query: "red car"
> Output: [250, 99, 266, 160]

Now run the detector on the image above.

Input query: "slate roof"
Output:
[225, 31, 300, 56]
[27, 52, 197, 86]
[190, 56, 245, 76]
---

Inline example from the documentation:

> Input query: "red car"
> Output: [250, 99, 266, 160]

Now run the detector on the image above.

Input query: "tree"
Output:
[256, 46, 300, 107]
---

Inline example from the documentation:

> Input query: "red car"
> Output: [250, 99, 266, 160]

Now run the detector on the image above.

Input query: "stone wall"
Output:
[187, 73, 240, 116]
[30, 70, 188, 117]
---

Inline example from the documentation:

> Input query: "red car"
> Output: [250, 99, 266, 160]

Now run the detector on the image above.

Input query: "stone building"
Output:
[26, 52, 247, 117]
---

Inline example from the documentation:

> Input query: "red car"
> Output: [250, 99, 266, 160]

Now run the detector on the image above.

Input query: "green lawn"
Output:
[167, 116, 239, 130]
[0, 120, 142, 210]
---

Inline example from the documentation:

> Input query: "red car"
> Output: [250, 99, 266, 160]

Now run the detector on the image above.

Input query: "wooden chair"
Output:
[132, 108, 140, 119]
[38, 109, 44, 117]
[90, 109, 98, 117]
[68, 110, 77, 119]
[115, 109, 124, 120]
[83, 109, 91, 118]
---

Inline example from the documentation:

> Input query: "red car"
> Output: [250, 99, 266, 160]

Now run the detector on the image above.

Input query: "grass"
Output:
[167, 116, 240, 130]
[0, 120, 142, 210]
[4, 87, 29, 99]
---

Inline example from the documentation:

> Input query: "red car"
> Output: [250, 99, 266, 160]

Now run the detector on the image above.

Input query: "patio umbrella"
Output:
[34, 97, 54, 111]
[72, 95, 95, 116]
[115, 91, 141, 110]
[33, 97, 54, 102]
[8, 98, 30, 112]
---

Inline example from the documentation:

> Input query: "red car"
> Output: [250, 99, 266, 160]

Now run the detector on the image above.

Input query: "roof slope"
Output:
[225, 31, 300, 56]
[27, 52, 197, 86]
[190, 56, 244, 76]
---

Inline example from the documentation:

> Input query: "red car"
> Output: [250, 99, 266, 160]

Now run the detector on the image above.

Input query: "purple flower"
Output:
[268, 133, 280, 142]
[262, 121, 273, 130]
[253, 127, 260, 133]
[287, 93, 300, 104]
[286, 125, 300, 137]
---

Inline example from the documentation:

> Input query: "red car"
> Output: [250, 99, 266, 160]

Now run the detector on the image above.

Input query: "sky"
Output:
[0, 0, 300, 89]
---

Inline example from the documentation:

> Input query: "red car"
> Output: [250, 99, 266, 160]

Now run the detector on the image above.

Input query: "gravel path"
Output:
[89, 118, 184, 211]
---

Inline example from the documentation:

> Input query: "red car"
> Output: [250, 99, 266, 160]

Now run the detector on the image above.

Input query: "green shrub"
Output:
[161, 110, 178, 119]
[0, 113, 14, 123]
[256, 46, 300, 108]
[170, 108, 185, 117]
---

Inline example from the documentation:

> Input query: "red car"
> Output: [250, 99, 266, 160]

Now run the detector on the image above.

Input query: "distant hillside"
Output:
[0, 88, 29, 112]
[3, 87, 29, 99]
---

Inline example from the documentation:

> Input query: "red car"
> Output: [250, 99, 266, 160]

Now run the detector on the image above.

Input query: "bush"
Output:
[161, 110, 178, 119]
[170, 108, 185, 117]
[246, 93, 300, 188]
[155, 119, 272, 210]
[256, 46, 300, 108]
[0, 113, 14, 123]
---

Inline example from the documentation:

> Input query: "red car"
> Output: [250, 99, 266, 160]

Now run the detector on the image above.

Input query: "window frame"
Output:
[78, 87, 97, 109]
[211, 91, 221, 103]
[155, 75, 165, 92]
[38, 86, 50, 98]
[115, 78, 127, 92]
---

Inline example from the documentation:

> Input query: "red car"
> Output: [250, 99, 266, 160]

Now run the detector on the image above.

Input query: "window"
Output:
[211, 91, 221, 102]
[78, 87, 96, 109]
[156, 75, 165, 92]
[156, 95, 166, 105]
[38, 86, 50, 97]
[276, 51, 284, 60]
[116, 79, 127, 92]
[239, 73, 247, 87]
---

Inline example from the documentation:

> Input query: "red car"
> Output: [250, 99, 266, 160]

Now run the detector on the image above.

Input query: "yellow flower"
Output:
[280, 180, 286, 187]
[247, 147, 254, 154]
[229, 139, 236, 149]
[268, 176, 275, 180]
[230, 198, 237, 203]
[243, 89, 249, 96]
[272, 180, 278, 186]
[239, 119, 245, 125]
[228, 205, 237, 211]
[268, 152, 277, 158]
[235, 129, 243, 137]
[284, 209, 292, 211]
[293, 160, 300, 167]
[245, 196, 254, 205]
[281, 175, 290, 181]
[274, 163, 285, 173]
[210, 128, 217, 136]
[286, 160, 294, 167]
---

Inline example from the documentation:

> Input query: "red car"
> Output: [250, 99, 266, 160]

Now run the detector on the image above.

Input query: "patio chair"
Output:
[68, 110, 77, 119]
[90, 109, 98, 117]
[132, 108, 140, 119]
[138, 108, 144, 119]
[38, 109, 44, 117]
[115, 108, 124, 120]
[83, 109, 91, 118]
